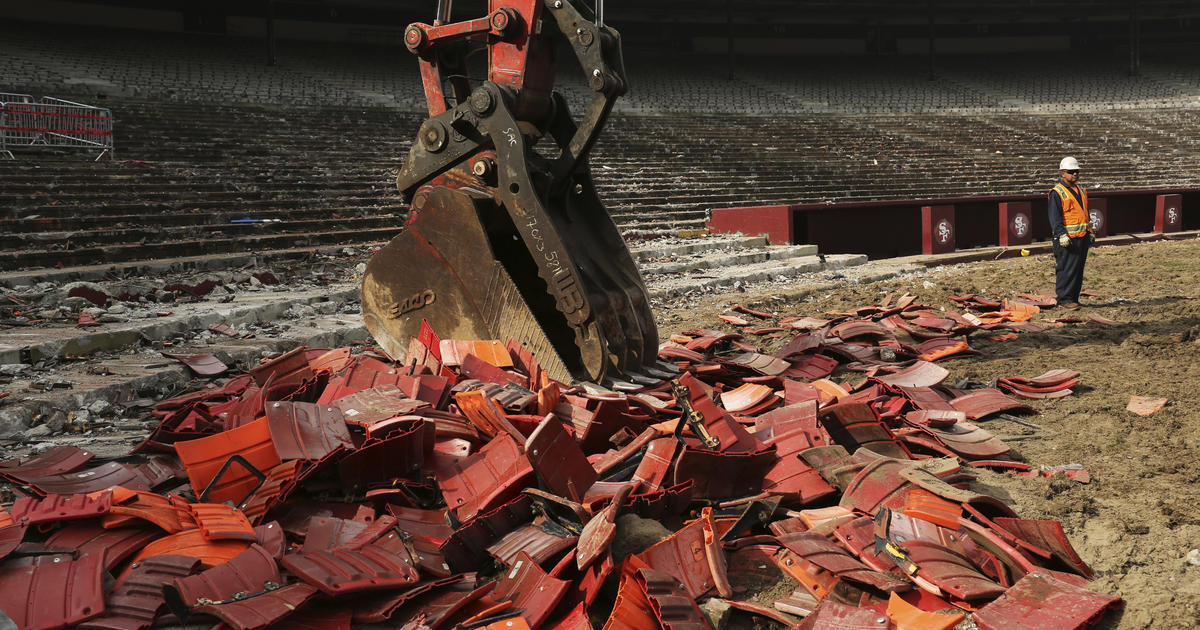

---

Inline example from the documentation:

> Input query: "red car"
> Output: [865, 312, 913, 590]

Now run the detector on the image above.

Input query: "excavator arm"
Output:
[361, 0, 670, 388]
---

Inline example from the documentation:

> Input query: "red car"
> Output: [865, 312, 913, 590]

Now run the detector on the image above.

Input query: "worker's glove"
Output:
[1058, 234, 1070, 248]
[1087, 233, 1096, 245]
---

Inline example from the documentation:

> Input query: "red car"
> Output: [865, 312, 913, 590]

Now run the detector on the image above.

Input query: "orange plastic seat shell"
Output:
[524, 414, 598, 502]
[104, 490, 195, 533]
[175, 417, 281, 505]
[721, 383, 775, 413]
[917, 341, 970, 362]
[435, 433, 533, 522]
[774, 548, 841, 602]
[601, 567, 659, 630]
[798, 505, 857, 531]
[903, 489, 963, 530]
[439, 340, 513, 368]
[1001, 300, 1039, 321]
[490, 551, 570, 628]
[811, 378, 850, 402]
[873, 360, 950, 389]
[240, 460, 303, 525]
[130, 528, 251, 569]
[637, 512, 725, 600]
[455, 390, 526, 441]
[309, 347, 353, 374]
[886, 592, 965, 630]
[189, 503, 257, 541]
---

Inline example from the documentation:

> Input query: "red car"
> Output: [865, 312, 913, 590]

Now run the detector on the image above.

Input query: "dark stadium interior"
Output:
[4, 6, 1200, 629]
[3, 0, 1199, 272]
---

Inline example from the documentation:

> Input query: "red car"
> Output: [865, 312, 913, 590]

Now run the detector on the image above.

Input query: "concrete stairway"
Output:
[0, 235, 867, 365]
[632, 235, 867, 301]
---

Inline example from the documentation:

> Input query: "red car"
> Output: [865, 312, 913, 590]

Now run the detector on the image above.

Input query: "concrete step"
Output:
[0, 243, 376, 289]
[0, 312, 369, 442]
[620, 220, 710, 238]
[645, 253, 868, 301]
[0, 227, 399, 272]
[0, 285, 359, 364]
[629, 235, 769, 262]
[639, 244, 820, 275]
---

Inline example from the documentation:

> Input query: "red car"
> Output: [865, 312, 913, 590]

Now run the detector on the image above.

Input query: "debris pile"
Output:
[0, 294, 1123, 629]
[0, 246, 370, 331]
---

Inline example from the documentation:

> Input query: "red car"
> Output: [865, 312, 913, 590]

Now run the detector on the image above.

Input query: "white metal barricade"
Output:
[0, 92, 34, 159]
[0, 95, 114, 160]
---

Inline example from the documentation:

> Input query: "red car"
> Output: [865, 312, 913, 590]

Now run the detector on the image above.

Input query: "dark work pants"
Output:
[1053, 236, 1090, 303]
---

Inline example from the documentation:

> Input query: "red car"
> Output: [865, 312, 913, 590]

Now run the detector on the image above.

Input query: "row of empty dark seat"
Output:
[2, 22, 1199, 271]
[4, 99, 1198, 269]
[3, 21, 1199, 114]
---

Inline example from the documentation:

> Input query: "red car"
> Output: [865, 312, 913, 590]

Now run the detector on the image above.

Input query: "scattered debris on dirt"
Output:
[3, 237, 1200, 628]
[1125, 396, 1167, 417]
[0, 286, 1125, 629]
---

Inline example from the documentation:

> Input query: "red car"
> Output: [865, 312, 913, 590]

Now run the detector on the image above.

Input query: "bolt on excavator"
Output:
[362, 0, 675, 390]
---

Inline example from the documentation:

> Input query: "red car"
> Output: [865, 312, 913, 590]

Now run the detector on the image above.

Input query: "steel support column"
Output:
[927, 0, 936, 80]
[266, 0, 277, 66]
[726, 0, 735, 81]
[1129, 0, 1141, 76]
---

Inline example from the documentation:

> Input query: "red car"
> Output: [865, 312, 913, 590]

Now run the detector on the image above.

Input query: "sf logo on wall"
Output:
[1167, 206, 1179, 226]
[1089, 209, 1104, 233]
[936, 219, 953, 244]
[1011, 213, 1029, 238]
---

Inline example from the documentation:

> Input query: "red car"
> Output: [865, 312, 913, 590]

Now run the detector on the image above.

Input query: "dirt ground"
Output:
[4, 238, 1198, 628]
[653, 237, 1200, 629]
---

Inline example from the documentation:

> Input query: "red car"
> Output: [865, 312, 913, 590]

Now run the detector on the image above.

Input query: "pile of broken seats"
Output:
[0, 298, 1120, 629]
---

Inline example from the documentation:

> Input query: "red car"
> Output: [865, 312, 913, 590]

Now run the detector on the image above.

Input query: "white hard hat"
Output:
[1059, 156, 1080, 170]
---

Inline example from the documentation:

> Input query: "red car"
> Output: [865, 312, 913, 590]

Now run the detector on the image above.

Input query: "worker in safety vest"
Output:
[1048, 156, 1094, 310]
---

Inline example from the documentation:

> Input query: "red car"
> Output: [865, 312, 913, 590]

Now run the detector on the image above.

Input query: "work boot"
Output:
[1060, 301, 1080, 310]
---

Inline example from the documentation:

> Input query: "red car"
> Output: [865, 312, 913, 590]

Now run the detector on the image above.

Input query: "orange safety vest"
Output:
[1052, 183, 1091, 238]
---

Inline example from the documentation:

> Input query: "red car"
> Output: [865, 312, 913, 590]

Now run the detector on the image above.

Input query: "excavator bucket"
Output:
[362, 147, 663, 386]
[362, 186, 578, 382]
[361, 0, 668, 387]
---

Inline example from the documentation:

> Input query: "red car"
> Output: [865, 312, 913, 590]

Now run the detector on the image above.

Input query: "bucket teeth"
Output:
[604, 377, 641, 393]
[362, 181, 661, 387]
[645, 363, 680, 379]
[623, 370, 660, 387]
[578, 381, 615, 396]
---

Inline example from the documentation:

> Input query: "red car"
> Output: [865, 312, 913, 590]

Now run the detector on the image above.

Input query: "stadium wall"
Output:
[7, 1, 407, 44]
[709, 189, 1200, 259]
[896, 35, 1071, 54]
[8, 1, 181, 32]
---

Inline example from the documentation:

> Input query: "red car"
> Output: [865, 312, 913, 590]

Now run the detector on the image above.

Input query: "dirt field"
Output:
[4, 238, 1197, 628]
[654, 237, 1200, 629]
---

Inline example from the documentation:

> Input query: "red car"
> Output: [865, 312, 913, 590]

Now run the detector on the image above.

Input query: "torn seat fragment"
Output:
[162, 543, 281, 621]
[79, 554, 201, 630]
[776, 531, 912, 593]
[893, 540, 1005, 601]
[973, 571, 1122, 630]
[0, 552, 106, 630]
[281, 541, 420, 596]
